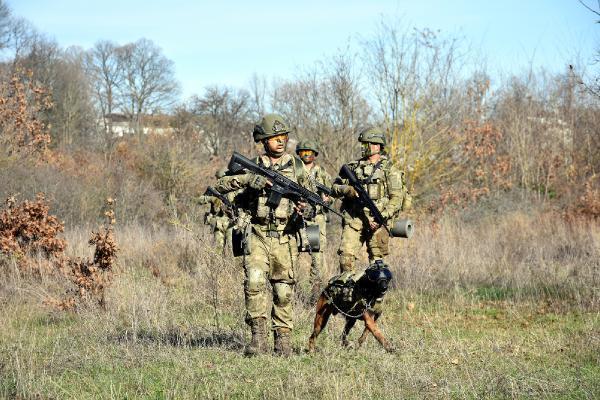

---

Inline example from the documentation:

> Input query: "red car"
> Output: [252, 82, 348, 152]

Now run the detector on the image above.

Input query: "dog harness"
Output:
[322, 271, 377, 319]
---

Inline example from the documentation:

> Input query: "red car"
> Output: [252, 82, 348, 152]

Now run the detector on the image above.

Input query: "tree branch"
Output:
[578, 0, 600, 21]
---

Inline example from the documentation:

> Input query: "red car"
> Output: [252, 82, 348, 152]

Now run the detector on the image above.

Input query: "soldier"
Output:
[215, 113, 313, 357]
[332, 127, 412, 273]
[295, 140, 332, 303]
[197, 169, 232, 255]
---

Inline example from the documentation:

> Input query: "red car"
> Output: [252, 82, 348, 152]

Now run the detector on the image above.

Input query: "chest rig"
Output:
[253, 155, 304, 230]
[352, 160, 389, 201]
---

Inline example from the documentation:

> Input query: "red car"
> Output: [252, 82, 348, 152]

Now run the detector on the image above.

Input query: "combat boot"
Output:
[273, 327, 292, 357]
[244, 317, 268, 357]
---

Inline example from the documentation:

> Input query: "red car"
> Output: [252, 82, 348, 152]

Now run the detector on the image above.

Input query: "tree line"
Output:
[1, 0, 598, 222]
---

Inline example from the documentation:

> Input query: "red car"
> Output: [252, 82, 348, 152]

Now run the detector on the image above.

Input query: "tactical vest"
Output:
[347, 158, 392, 202]
[252, 154, 305, 225]
[323, 270, 376, 316]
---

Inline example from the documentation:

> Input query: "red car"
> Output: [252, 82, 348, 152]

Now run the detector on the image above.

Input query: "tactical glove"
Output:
[211, 197, 224, 210]
[300, 202, 316, 219]
[196, 195, 210, 205]
[340, 185, 358, 198]
[248, 174, 270, 190]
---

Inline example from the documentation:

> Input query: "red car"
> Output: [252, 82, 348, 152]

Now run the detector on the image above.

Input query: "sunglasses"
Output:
[267, 134, 288, 142]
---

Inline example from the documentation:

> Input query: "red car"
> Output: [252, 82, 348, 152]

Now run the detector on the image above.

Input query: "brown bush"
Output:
[0, 193, 66, 273]
[58, 199, 118, 310]
[0, 193, 118, 310]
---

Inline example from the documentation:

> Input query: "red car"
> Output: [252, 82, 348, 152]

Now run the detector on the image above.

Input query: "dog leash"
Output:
[323, 290, 374, 319]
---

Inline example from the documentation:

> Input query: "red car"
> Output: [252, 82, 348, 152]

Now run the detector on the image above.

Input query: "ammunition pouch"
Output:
[367, 183, 382, 200]
[297, 224, 320, 252]
[389, 218, 414, 238]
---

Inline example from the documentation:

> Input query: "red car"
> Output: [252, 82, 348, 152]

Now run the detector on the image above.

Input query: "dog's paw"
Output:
[342, 341, 356, 350]
[384, 343, 397, 354]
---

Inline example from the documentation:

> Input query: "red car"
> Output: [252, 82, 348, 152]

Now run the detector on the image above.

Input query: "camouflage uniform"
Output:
[216, 114, 313, 356]
[197, 194, 231, 255]
[332, 128, 410, 272]
[303, 163, 332, 300]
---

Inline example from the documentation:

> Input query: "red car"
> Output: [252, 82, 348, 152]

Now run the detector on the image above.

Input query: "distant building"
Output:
[102, 113, 174, 136]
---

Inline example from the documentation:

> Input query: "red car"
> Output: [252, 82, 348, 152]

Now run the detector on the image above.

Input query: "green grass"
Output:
[1, 290, 598, 400]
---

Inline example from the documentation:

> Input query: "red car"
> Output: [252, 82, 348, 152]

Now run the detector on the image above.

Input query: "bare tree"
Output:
[248, 73, 268, 120]
[0, 0, 10, 51]
[361, 20, 471, 197]
[190, 86, 251, 156]
[271, 48, 371, 171]
[1, 17, 38, 66]
[84, 40, 124, 146]
[117, 38, 180, 136]
[50, 46, 95, 148]
[570, 1, 600, 98]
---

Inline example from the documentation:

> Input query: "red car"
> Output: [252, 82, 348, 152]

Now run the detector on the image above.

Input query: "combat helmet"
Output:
[358, 127, 387, 146]
[253, 113, 291, 143]
[295, 139, 320, 156]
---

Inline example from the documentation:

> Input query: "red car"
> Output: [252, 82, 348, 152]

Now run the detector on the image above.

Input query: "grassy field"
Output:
[1, 210, 599, 399]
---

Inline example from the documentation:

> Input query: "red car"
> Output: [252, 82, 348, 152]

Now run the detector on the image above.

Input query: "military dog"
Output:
[308, 260, 394, 353]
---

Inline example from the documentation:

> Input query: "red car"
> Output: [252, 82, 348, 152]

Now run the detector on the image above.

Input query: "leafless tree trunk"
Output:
[190, 86, 251, 157]
[84, 40, 124, 147]
[117, 38, 180, 138]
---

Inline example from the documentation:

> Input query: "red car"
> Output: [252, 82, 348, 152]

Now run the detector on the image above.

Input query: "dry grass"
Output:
[1, 210, 599, 399]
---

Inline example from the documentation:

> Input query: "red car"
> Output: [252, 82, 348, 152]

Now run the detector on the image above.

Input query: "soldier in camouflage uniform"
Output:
[295, 140, 332, 303]
[332, 127, 412, 273]
[215, 114, 314, 357]
[197, 169, 232, 255]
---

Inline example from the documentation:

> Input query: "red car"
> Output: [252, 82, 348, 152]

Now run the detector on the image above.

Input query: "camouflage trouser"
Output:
[308, 214, 327, 289]
[338, 217, 389, 272]
[212, 215, 230, 255]
[244, 226, 298, 330]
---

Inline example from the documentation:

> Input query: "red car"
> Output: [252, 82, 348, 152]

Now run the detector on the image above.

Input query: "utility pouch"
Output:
[367, 183, 381, 200]
[297, 224, 320, 252]
[231, 225, 251, 257]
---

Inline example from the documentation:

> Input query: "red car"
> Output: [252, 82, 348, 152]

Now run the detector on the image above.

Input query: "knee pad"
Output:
[272, 283, 293, 307]
[245, 268, 266, 294]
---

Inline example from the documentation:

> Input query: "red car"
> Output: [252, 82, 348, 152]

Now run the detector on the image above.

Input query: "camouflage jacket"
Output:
[215, 153, 314, 232]
[304, 164, 332, 215]
[332, 155, 408, 227]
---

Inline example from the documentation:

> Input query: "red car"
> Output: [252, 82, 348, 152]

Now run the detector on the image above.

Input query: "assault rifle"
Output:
[204, 186, 235, 218]
[227, 152, 342, 218]
[339, 164, 391, 235]
[315, 182, 332, 196]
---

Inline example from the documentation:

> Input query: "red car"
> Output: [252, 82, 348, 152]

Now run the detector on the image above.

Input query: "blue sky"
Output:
[7, 0, 599, 99]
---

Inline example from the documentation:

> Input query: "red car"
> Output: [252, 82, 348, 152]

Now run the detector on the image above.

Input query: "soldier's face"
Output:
[361, 142, 381, 158]
[265, 134, 288, 155]
[298, 149, 315, 164]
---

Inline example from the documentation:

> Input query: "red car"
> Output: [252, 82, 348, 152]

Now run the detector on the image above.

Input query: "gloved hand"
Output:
[211, 197, 224, 210]
[196, 195, 210, 205]
[339, 185, 358, 198]
[296, 202, 315, 219]
[247, 174, 270, 190]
